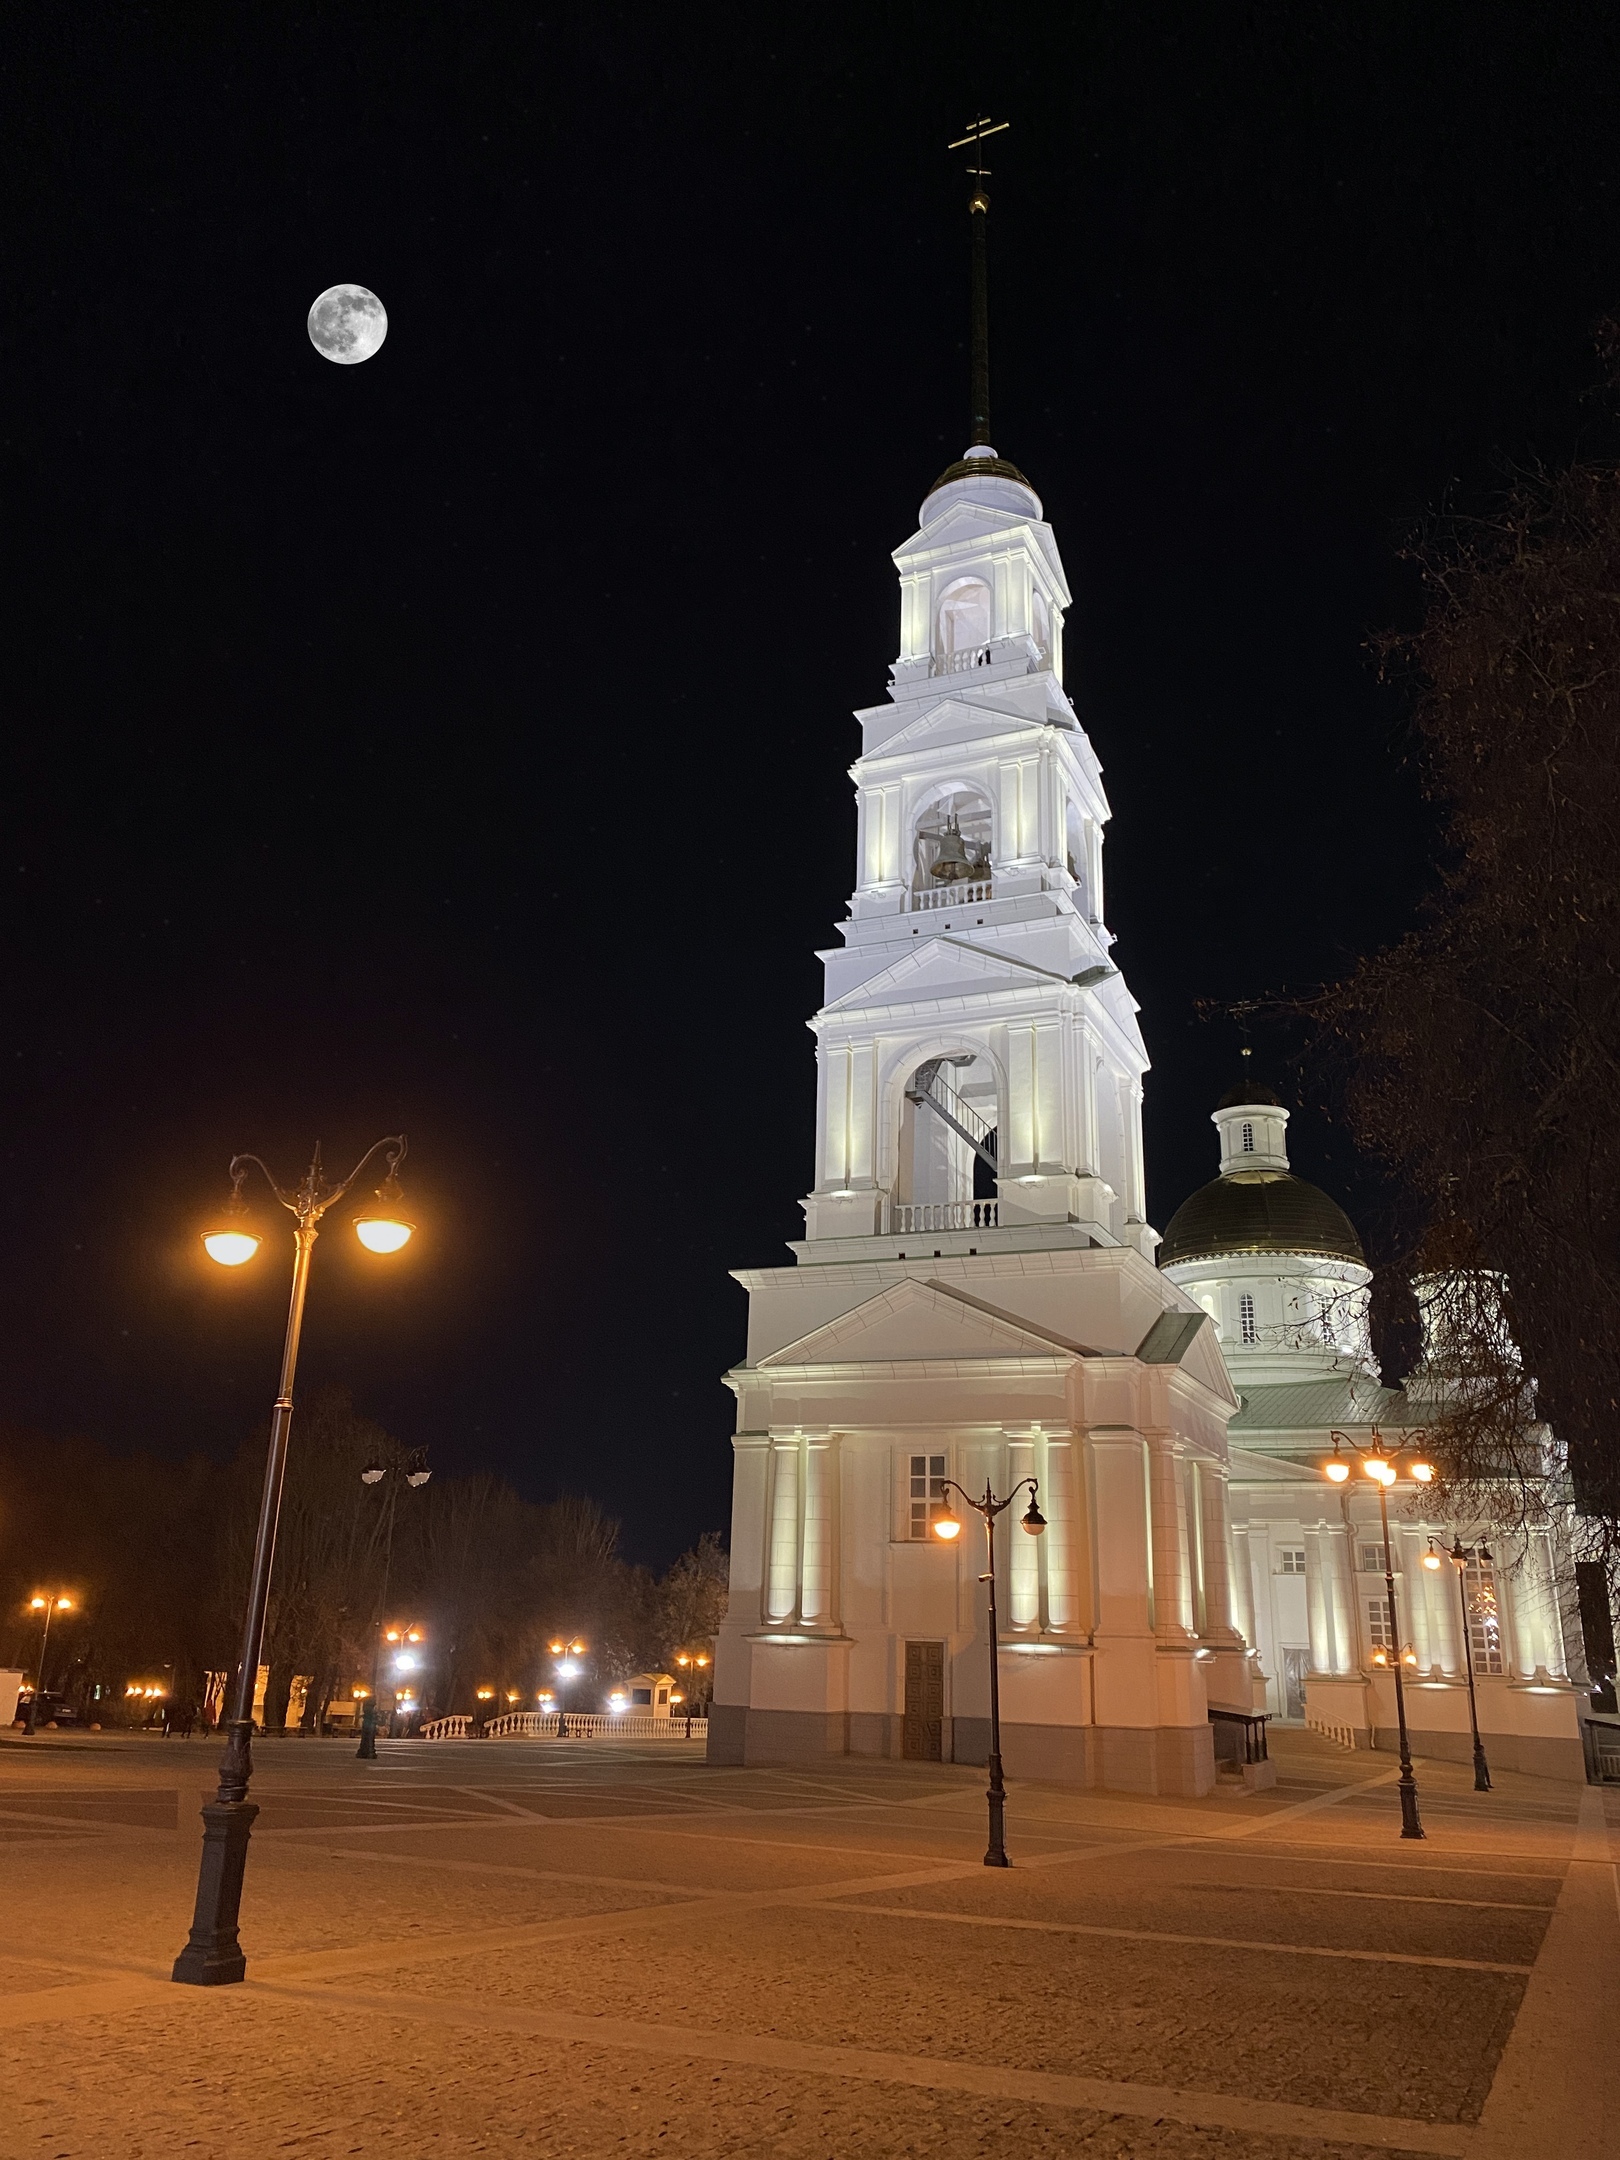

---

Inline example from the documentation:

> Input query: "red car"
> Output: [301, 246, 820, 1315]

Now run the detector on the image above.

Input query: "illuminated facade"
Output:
[1162, 1086, 1585, 1780]
[710, 442, 1257, 1798]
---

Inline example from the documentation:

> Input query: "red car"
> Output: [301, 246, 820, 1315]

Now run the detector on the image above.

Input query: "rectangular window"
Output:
[1277, 1548, 1306, 1575]
[1366, 1597, 1394, 1651]
[1239, 1294, 1258, 1345]
[1465, 1557, 1505, 1675]
[908, 1453, 948, 1540]
[1359, 1543, 1387, 1575]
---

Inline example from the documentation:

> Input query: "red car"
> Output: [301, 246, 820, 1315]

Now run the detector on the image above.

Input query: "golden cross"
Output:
[947, 115, 1010, 183]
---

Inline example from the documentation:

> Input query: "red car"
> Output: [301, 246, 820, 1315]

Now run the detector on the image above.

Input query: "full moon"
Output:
[307, 284, 387, 365]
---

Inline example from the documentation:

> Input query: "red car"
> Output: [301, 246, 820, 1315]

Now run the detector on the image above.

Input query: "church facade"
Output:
[1161, 1082, 1586, 1782]
[710, 318, 1594, 1795]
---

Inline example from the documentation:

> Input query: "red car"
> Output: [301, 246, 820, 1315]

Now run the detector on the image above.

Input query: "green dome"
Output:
[1158, 1171, 1364, 1268]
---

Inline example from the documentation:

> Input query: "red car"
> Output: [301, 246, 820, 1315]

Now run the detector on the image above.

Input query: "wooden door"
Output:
[903, 1640, 944, 1761]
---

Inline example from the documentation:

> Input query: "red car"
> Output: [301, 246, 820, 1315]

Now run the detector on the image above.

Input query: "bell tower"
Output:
[799, 134, 1151, 1261]
[711, 128, 1245, 1800]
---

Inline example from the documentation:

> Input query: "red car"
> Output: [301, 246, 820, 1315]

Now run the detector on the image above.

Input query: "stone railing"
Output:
[469, 1710, 709, 1741]
[1305, 1711, 1357, 1750]
[420, 1714, 472, 1740]
[891, 1200, 998, 1234]
[910, 880, 991, 911]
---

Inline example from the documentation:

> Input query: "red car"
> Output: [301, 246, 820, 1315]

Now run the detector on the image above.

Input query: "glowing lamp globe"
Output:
[932, 1510, 962, 1541]
[356, 1215, 413, 1254]
[205, 1228, 261, 1267]
[1410, 1460, 1435, 1483]
[1323, 1459, 1350, 1483]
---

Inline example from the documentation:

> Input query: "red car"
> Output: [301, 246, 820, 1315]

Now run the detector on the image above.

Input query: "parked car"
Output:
[15, 1690, 80, 1727]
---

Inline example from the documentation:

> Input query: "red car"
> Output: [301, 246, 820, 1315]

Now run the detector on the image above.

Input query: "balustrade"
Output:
[910, 880, 991, 911]
[891, 1199, 998, 1234]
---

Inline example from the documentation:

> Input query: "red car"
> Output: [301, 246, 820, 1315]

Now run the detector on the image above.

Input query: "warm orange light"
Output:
[670, 1691, 684, 1704]
[476, 1687, 494, 1701]
[506, 1690, 520, 1703]
[406, 1629, 422, 1644]
[29, 1597, 45, 1611]
[1410, 1461, 1435, 1483]
[676, 1654, 691, 1667]
[1323, 1460, 1350, 1484]
[1422, 1551, 1442, 1571]
[1371, 1649, 1389, 1666]
[385, 1627, 401, 1643]
[696, 1655, 710, 1668]
[932, 1510, 962, 1541]
[204, 1229, 262, 1266]
[1363, 1458, 1396, 1486]
[548, 1641, 563, 1655]
[1402, 1651, 1417, 1666]
[352, 1686, 369, 1699]
[355, 1216, 413, 1255]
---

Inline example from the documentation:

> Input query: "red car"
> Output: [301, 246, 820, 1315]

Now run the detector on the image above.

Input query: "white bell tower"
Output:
[800, 440, 1153, 1260]
[712, 144, 1248, 1799]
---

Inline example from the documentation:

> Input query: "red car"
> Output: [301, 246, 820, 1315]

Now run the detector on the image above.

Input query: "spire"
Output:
[925, 120, 1032, 508]
[948, 117, 1006, 445]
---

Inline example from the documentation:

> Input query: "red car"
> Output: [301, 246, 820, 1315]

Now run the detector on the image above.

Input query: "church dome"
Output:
[1217, 1079, 1283, 1109]
[1158, 1170, 1364, 1267]
[919, 443, 1042, 526]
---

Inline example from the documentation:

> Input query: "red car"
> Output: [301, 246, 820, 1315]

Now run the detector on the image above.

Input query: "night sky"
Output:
[4, 5, 1618, 1565]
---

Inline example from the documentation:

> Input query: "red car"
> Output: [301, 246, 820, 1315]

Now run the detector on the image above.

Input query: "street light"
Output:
[172, 1135, 415, 1989]
[1323, 1429, 1435, 1840]
[21, 1595, 75, 1736]
[1437, 1536, 1494, 1793]
[932, 1476, 1046, 1867]
[356, 1452, 431, 1759]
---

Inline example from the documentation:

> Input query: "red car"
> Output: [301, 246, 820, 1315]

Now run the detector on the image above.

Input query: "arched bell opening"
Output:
[935, 575, 992, 663]
[911, 783, 993, 896]
[894, 1052, 1000, 1214]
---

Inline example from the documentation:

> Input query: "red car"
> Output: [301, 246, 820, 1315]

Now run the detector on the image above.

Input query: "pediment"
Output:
[758, 1277, 1085, 1369]
[856, 690, 1049, 760]
[819, 935, 1074, 1016]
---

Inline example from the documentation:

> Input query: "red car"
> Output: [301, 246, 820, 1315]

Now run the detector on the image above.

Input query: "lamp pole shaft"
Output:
[24, 1604, 54, 1735]
[1379, 1484, 1424, 1840]
[1456, 1559, 1492, 1792]
[983, 1491, 1009, 1868]
[173, 1216, 317, 1985]
[358, 1472, 400, 1759]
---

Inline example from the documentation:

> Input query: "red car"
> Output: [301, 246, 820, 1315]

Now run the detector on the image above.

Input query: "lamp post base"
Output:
[1471, 1741, 1492, 1793]
[1397, 1769, 1425, 1840]
[172, 1798, 260, 1985]
[984, 1758, 1010, 1868]
[355, 1698, 378, 1760]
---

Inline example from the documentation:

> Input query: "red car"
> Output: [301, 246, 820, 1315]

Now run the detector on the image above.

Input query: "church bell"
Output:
[928, 814, 975, 883]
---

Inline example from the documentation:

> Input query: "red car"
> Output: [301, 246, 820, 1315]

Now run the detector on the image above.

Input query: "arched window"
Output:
[1239, 1293, 1258, 1345]
[1240, 1121, 1255, 1154]
[1032, 587, 1051, 657]
[936, 576, 991, 658]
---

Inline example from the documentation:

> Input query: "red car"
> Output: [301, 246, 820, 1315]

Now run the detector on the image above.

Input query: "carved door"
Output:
[903, 1640, 944, 1761]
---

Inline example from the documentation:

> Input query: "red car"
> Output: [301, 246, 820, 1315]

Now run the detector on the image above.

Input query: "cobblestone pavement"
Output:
[0, 1728, 1613, 2158]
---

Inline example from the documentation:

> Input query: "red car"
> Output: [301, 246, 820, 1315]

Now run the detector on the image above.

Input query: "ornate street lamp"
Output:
[932, 1475, 1046, 1867]
[21, 1594, 75, 1736]
[355, 1450, 431, 1759]
[172, 1137, 415, 1988]
[1426, 1536, 1493, 1792]
[1323, 1429, 1435, 1840]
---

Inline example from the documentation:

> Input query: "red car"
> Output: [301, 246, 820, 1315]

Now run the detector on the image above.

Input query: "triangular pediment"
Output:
[757, 1277, 1085, 1369]
[819, 935, 1075, 1016]
[855, 690, 1049, 760]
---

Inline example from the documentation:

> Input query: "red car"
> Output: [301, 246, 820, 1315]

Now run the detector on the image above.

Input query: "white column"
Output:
[765, 1440, 801, 1624]
[1197, 1466, 1241, 1643]
[1147, 1434, 1195, 1640]
[1304, 1527, 1333, 1673]
[1397, 1526, 1433, 1671]
[1042, 1436, 1081, 1631]
[1323, 1522, 1357, 1675]
[1229, 1521, 1258, 1652]
[1007, 1438, 1039, 1629]
[800, 1439, 835, 1626]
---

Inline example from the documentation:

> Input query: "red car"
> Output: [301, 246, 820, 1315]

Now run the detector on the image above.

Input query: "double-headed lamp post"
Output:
[932, 1476, 1046, 1867]
[1323, 1429, 1435, 1841]
[172, 1137, 415, 1988]
[1426, 1536, 1493, 1792]
[356, 1450, 431, 1759]
[21, 1594, 74, 1735]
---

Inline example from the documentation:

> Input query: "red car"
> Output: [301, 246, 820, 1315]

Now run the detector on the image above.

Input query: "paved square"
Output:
[0, 1729, 1614, 2157]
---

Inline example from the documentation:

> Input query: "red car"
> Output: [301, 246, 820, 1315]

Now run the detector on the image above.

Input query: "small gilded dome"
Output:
[1159, 1170, 1364, 1267]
